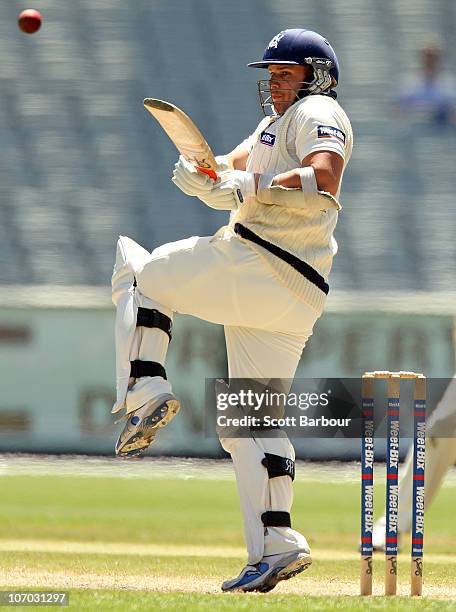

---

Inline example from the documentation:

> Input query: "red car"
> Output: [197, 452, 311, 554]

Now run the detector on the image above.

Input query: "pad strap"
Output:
[137, 307, 172, 341]
[130, 360, 167, 380]
[261, 453, 295, 481]
[261, 511, 291, 528]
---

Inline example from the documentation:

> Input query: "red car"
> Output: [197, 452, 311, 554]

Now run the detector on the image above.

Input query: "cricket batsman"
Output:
[111, 28, 353, 592]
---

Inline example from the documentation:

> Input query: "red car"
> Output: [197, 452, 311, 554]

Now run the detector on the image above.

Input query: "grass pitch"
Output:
[0, 458, 455, 610]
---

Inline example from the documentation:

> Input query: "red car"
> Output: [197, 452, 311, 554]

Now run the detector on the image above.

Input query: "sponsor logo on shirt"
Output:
[317, 125, 346, 144]
[260, 131, 276, 147]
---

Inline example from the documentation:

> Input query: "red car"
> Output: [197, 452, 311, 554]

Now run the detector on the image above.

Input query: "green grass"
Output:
[1, 476, 455, 552]
[3, 590, 456, 612]
[66, 592, 454, 611]
[1, 471, 455, 610]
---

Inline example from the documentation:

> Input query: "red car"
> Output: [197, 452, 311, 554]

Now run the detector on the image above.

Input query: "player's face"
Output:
[267, 64, 312, 115]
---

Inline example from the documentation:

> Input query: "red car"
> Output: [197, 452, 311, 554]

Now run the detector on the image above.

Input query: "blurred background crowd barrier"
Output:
[0, 0, 455, 457]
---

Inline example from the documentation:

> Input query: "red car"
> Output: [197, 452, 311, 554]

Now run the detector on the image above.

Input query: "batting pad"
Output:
[111, 236, 173, 414]
[221, 433, 306, 564]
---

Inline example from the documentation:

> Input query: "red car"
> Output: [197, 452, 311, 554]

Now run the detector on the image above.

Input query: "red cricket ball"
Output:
[18, 9, 42, 34]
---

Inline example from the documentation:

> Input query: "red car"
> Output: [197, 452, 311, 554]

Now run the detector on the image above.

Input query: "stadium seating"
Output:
[0, 0, 455, 290]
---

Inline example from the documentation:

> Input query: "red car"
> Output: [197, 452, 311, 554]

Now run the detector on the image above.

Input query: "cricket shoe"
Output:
[371, 516, 403, 552]
[372, 516, 386, 551]
[221, 550, 312, 593]
[115, 394, 180, 458]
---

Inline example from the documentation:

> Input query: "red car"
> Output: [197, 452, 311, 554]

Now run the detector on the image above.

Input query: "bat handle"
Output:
[196, 167, 218, 181]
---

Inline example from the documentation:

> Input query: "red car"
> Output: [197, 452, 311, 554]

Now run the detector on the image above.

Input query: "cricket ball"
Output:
[18, 9, 42, 34]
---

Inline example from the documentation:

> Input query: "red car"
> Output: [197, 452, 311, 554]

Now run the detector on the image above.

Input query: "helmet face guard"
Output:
[248, 29, 339, 115]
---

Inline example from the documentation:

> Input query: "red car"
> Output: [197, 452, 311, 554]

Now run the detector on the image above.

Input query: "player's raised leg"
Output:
[112, 232, 314, 458]
[111, 236, 180, 457]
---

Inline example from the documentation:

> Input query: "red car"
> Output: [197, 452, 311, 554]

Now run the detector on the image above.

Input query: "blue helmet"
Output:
[248, 29, 339, 93]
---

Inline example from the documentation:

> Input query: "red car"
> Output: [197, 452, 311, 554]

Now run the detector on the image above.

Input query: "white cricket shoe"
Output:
[371, 515, 403, 552]
[372, 516, 386, 551]
[115, 393, 180, 458]
[221, 549, 312, 593]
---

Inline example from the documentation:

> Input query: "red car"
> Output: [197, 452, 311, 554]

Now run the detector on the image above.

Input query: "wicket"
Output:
[360, 371, 426, 597]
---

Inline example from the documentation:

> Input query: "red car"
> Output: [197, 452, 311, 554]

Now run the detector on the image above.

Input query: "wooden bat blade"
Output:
[144, 98, 218, 172]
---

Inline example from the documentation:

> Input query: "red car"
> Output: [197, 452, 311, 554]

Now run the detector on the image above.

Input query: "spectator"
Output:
[395, 38, 456, 127]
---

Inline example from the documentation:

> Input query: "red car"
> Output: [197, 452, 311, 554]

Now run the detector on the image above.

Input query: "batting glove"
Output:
[198, 170, 255, 211]
[198, 182, 242, 210]
[172, 155, 214, 197]
[221, 170, 256, 199]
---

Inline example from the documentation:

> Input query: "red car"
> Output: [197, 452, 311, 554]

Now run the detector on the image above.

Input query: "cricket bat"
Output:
[143, 98, 219, 180]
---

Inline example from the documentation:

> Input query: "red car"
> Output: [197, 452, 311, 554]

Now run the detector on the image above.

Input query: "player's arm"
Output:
[224, 144, 250, 171]
[210, 148, 344, 210]
[220, 118, 270, 172]
[267, 151, 344, 196]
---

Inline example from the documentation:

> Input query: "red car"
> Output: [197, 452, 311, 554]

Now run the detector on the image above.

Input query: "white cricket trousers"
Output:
[136, 233, 322, 378]
[136, 235, 320, 378]
[134, 232, 324, 563]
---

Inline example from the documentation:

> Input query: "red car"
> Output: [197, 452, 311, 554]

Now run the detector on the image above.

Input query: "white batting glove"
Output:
[198, 170, 255, 210]
[220, 170, 256, 198]
[172, 155, 214, 197]
[198, 182, 241, 210]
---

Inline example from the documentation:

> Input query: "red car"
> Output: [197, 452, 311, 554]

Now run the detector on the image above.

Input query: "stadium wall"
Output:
[0, 288, 454, 458]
